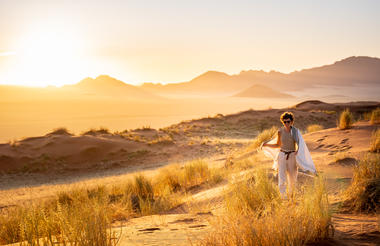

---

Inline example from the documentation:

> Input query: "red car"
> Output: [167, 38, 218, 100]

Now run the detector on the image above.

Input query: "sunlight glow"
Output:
[5, 27, 89, 87]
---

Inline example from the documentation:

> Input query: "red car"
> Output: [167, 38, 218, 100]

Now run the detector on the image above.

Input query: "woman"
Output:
[263, 112, 316, 198]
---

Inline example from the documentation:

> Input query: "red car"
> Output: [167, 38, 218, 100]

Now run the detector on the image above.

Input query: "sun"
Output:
[8, 27, 88, 87]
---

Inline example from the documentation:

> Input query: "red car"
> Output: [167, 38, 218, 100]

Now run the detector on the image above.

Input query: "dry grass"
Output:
[249, 126, 278, 150]
[370, 108, 380, 125]
[200, 171, 332, 246]
[154, 160, 224, 194]
[0, 159, 224, 245]
[0, 189, 119, 246]
[82, 127, 111, 136]
[343, 153, 380, 213]
[370, 129, 380, 153]
[148, 135, 174, 145]
[225, 169, 281, 216]
[338, 109, 353, 130]
[307, 124, 324, 133]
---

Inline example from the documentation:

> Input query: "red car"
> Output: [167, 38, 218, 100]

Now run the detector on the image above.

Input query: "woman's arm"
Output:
[263, 131, 281, 148]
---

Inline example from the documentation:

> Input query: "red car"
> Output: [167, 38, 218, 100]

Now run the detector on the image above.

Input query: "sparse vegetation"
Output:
[148, 135, 174, 145]
[344, 153, 380, 213]
[0, 159, 224, 245]
[370, 108, 380, 125]
[370, 129, 380, 153]
[307, 124, 324, 133]
[323, 110, 337, 115]
[82, 127, 111, 136]
[200, 171, 332, 246]
[338, 109, 353, 130]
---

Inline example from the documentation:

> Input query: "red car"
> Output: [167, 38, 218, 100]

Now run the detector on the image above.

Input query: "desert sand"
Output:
[0, 100, 379, 245]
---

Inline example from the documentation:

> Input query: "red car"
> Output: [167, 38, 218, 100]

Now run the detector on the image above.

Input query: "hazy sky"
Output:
[0, 0, 379, 86]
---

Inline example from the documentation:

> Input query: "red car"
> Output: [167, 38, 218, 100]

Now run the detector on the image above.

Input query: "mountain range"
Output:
[0, 56, 379, 101]
[141, 56, 380, 97]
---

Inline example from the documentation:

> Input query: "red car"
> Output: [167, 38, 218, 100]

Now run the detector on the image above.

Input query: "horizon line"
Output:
[0, 55, 378, 88]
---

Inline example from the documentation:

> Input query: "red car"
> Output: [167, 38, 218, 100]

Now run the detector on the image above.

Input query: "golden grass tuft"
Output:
[82, 127, 111, 136]
[250, 126, 278, 150]
[338, 109, 353, 130]
[343, 153, 380, 213]
[154, 160, 224, 195]
[225, 169, 281, 216]
[370, 129, 380, 153]
[307, 124, 324, 133]
[370, 108, 380, 125]
[200, 172, 332, 246]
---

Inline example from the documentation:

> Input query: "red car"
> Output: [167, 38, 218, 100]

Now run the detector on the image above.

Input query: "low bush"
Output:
[338, 109, 353, 130]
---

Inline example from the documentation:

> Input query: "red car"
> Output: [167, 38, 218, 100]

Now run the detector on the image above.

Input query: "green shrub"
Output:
[338, 109, 353, 130]
[307, 124, 324, 133]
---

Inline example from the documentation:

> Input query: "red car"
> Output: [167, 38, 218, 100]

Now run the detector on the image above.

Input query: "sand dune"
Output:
[1, 102, 379, 245]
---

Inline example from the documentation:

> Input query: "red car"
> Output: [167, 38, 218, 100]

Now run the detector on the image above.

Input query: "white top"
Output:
[262, 128, 316, 174]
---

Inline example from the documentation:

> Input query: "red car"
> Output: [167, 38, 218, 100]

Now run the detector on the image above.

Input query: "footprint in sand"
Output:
[189, 224, 207, 229]
[169, 218, 195, 224]
[339, 145, 352, 151]
[138, 227, 161, 233]
[340, 138, 349, 144]
[315, 144, 325, 150]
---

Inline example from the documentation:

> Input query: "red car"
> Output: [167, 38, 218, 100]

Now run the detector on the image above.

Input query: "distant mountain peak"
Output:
[191, 70, 229, 81]
[233, 84, 294, 98]
[76, 75, 128, 88]
[334, 56, 380, 66]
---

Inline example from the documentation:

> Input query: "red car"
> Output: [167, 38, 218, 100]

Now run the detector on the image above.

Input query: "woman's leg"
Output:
[278, 152, 287, 198]
[286, 152, 298, 195]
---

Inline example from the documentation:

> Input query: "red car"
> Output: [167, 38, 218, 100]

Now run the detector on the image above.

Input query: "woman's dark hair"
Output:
[280, 111, 294, 123]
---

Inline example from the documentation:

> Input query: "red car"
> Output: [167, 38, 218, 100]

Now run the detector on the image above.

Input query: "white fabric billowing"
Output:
[262, 128, 316, 174]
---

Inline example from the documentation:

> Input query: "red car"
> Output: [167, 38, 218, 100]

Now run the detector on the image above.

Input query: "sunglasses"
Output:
[283, 120, 292, 124]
